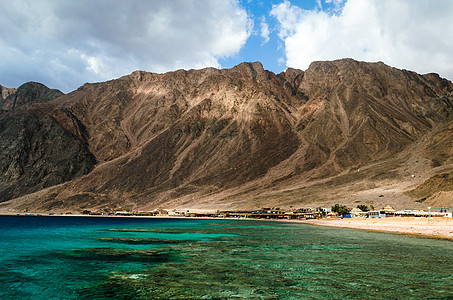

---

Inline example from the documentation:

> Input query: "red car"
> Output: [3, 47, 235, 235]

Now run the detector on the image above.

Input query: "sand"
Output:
[300, 217, 453, 240]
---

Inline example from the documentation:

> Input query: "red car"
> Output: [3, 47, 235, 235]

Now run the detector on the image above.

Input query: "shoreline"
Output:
[296, 217, 453, 241]
[2, 212, 452, 241]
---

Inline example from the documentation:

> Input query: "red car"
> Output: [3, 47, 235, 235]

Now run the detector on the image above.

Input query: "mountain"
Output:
[1, 59, 452, 213]
[0, 83, 95, 203]
[0, 84, 16, 102]
[1, 82, 64, 111]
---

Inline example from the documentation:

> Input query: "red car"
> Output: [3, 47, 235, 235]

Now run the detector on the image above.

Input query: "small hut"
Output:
[350, 207, 366, 217]
[383, 205, 396, 217]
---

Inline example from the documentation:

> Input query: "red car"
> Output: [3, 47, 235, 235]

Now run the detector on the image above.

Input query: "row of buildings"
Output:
[109, 206, 452, 219]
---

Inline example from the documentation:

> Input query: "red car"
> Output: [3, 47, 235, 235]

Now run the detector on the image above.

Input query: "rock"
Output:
[0, 110, 95, 202]
[1, 82, 63, 111]
[0, 85, 16, 101]
[1, 59, 453, 211]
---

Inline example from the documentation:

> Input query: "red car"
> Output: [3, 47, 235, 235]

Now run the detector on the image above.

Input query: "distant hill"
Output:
[1, 82, 64, 111]
[1, 59, 452, 213]
[0, 83, 94, 203]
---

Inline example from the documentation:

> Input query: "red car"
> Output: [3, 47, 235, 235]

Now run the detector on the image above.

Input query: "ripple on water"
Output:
[0, 217, 452, 299]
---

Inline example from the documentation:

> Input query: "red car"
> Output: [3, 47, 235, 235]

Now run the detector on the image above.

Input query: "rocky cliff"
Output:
[1, 82, 64, 111]
[1, 59, 452, 213]
[0, 83, 95, 203]
[0, 85, 16, 102]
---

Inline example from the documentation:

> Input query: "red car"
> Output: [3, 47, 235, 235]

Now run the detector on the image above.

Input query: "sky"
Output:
[1, 0, 453, 93]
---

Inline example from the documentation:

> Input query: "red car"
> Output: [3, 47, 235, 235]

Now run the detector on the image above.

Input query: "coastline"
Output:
[2, 212, 452, 241]
[296, 217, 453, 241]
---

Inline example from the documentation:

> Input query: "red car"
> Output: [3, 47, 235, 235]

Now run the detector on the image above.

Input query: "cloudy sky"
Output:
[1, 0, 453, 92]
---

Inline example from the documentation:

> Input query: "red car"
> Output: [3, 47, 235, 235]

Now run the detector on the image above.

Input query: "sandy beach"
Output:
[300, 217, 453, 240]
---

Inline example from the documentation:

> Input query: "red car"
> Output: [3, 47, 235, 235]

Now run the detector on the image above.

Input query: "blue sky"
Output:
[1, 0, 453, 92]
[220, 0, 342, 73]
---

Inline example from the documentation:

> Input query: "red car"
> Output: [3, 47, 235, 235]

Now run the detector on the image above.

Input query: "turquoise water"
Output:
[0, 216, 452, 299]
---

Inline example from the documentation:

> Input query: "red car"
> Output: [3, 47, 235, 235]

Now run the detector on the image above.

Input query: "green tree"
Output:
[317, 207, 326, 216]
[357, 204, 370, 212]
[332, 204, 350, 216]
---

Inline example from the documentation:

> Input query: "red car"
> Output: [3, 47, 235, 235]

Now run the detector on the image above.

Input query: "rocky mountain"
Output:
[1, 82, 64, 111]
[1, 59, 452, 213]
[0, 83, 95, 203]
[0, 85, 16, 102]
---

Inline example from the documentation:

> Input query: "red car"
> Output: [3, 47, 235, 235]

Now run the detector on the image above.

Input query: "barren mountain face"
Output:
[1, 82, 64, 111]
[0, 85, 16, 102]
[0, 83, 95, 202]
[1, 59, 452, 213]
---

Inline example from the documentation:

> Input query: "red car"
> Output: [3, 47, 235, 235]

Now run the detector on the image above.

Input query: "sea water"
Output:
[0, 215, 451, 299]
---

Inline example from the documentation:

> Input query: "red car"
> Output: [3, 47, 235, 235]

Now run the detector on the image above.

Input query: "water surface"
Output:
[0, 215, 451, 299]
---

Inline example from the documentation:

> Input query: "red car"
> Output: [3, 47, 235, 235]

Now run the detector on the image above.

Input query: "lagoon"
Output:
[0, 215, 451, 299]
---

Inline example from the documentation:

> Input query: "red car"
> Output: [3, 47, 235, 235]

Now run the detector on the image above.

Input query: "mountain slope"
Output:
[1, 82, 64, 111]
[0, 85, 16, 103]
[1, 59, 452, 212]
[0, 83, 95, 203]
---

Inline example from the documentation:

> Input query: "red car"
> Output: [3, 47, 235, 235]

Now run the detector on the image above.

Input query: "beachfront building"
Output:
[439, 208, 452, 218]
[367, 210, 386, 218]
[135, 211, 158, 216]
[350, 207, 366, 217]
[383, 205, 396, 216]
[325, 211, 337, 218]
[114, 210, 133, 216]
[394, 210, 428, 217]
[427, 208, 453, 218]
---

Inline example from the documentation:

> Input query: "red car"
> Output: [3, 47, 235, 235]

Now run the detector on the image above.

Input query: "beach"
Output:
[3, 210, 453, 241]
[301, 217, 453, 240]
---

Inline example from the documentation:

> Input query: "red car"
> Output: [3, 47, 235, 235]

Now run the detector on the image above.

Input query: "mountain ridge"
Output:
[1, 82, 64, 111]
[1, 58, 453, 213]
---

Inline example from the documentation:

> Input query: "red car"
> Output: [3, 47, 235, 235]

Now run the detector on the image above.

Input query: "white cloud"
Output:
[315, 0, 323, 10]
[260, 17, 270, 44]
[271, 0, 453, 80]
[0, 0, 252, 92]
[325, 0, 346, 12]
